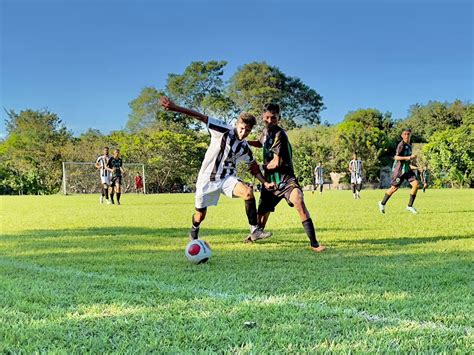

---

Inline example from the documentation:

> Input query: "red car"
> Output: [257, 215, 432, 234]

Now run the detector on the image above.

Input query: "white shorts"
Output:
[195, 175, 240, 209]
[100, 176, 111, 185]
[314, 179, 324, 185]
[351, 175, 362, 184]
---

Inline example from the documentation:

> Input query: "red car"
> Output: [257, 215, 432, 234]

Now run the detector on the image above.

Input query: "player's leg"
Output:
[319, 183, 323, 194]
[109, 179, 115, 204]
[288, 188, 325, 252]
[190, 207, 207, 240]
[379, 173, 402, 214]
[115, 178, 122, 205]
[356, 177, 362, 198]
[406, 175, 419, 214]
[230, 180, 272, 241]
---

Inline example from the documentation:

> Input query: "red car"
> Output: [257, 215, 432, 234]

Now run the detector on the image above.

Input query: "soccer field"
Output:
[1, 189, 472, 352]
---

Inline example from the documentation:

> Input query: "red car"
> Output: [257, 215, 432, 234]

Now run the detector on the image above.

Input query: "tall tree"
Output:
[228, 62, 324, 127]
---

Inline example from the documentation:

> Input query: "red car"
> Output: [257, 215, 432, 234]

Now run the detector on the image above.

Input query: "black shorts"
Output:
[258, 176, 301, 214]
[111, 176, 122, 186]
[391, 170, 416, 187]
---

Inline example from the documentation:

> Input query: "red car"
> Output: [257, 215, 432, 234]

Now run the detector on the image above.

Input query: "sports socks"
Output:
[408, 194, 416, 207]
[352, 184, 356, 194]
[190, 215, 200, 240]
[245, 199, 258, 226]
[302, 218, 319, 248]
[381, 193, 391, 205]
[117, 193, 121, 203]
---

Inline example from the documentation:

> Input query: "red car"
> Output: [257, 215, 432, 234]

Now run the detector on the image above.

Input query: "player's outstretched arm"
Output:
[249, 161, 276, 190]
[248, 140, 263, 148]
[160, 96, 208, 124]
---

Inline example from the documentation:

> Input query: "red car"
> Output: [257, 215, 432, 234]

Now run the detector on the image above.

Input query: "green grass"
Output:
[1, 189, 473, 353]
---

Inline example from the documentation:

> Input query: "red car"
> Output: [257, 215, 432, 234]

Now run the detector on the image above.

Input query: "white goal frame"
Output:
[61, 162, 146, 195]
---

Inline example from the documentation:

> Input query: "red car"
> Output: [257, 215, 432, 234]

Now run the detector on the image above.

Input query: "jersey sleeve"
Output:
[271, 130, 287, 156]
[107, 158, 113, 168]
[395, 141, 405, 157]
[207, 117, 232, 138]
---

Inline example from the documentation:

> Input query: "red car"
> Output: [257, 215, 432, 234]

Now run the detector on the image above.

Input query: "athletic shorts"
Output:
[314, 179, 324, 186]
[258, 176, 301, 214]
[195, 175, 241, 209]
[391, 170, 416, 187]
[100, 176, 111, 185]
[351, 174, 362, 184]
[111, 176, 122, 186]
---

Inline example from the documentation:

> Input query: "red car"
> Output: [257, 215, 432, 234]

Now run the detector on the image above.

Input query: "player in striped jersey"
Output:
[349, 153, 363, 199]
[95, 146, 111, 204]
[313, 161, 324, 194]
[248, 103, 326, 252]
[160, 96, 277, 242]
[378, 129, 419, 214]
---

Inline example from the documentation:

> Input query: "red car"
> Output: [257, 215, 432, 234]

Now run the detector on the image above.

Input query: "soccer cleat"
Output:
[406, 206, 418, 214]
[378, 201, 385, 214]
[311, 245, 326, 252]
[117, 201, 121, 205]
[244, 228, 272, 242]
[353, 194, 357, 199]
[100, 196, 103, 204]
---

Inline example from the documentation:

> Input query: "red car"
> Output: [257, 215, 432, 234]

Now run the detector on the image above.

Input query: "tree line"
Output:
[1, 61, 472, 194]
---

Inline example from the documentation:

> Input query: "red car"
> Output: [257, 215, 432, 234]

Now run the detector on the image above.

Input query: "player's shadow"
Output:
[336, 234, 473, 246]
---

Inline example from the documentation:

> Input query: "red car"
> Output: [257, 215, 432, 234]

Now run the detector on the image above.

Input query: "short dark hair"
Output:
[238, 112, 257, 127]
[402, 128, 412, 133]
[104, 146, 109, 150]
[264, 103, 280, 114]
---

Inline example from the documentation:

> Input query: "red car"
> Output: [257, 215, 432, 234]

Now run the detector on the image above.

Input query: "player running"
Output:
[378, 129, 419, 214]
[106, 149, 125, 205]
[349, 153, 363, 199]
[313, 161, 324, 195]
[160, 96, 277, 242]
[95, 146, 111, 204]
[247, 103, 326, 252]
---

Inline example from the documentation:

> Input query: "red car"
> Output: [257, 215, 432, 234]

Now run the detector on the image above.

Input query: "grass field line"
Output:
[2, 257, 472, 335]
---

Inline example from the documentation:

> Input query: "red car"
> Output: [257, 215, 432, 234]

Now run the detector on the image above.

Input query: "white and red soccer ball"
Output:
[185, 239, 211, 264]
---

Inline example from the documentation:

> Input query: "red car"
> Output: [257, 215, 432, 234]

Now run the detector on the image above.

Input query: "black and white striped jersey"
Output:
[96, 155, 111, 178]
[349, 159, 363, 177]
[199, 117, 254, 182]
[314, 166, 324, 181]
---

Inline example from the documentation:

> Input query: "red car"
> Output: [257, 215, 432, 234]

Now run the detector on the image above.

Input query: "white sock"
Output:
[250, 225, 258, 233]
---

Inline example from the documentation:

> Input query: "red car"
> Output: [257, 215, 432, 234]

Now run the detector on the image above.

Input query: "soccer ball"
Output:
[185, 239, 211, 264]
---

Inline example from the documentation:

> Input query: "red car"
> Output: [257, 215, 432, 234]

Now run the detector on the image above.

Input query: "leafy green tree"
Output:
[228, 62, 324, 127]
[423, 124, 474, 188]
[1, 109, 72, 194]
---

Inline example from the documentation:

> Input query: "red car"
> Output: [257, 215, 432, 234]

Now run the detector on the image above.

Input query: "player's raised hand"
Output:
[160, 96, 177, 111]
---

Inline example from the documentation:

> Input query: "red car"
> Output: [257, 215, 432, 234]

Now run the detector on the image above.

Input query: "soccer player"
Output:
[106, 149, 125, 205]
[378, 129, 419, 214]
[313, 161, 324, 194]
[135, 172, 144, 194]
[248, 103, 326, 252]
[160, 96, 277, 241]
[95, 146, 111, 204]
[349, 153, 363, 199]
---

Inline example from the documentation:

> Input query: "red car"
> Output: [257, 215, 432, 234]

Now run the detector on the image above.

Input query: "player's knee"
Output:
[244, 187, 254, 201]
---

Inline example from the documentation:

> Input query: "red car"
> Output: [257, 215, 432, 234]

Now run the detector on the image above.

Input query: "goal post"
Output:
[61, 162, 146, 195]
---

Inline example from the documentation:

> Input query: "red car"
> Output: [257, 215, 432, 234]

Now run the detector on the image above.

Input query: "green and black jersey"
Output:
[392, 141, 412, 179]
[107, 157, 123, 178]
[258, 126, 295, 184]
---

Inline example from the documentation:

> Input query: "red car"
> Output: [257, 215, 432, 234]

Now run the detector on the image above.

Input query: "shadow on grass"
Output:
[336, 235, 473, 246]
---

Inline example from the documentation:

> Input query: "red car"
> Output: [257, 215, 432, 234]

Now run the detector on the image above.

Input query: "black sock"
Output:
[352, 184, 356, 193]
[408, 194, 416, 207]
[320, 184, 323, 193]
[190, 215, 200, 239]
[105, 188, 109, 200]
[302, 218, 319, 248]
[117, 193, 121, 203]
[245, 199, 258, 226]
[110, 193, 114, 203]
[357, 184, 361, 192]
[381, 193, 391, 205]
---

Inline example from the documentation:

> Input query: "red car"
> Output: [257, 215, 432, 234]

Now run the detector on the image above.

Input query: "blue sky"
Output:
[1, 0, 472, 137]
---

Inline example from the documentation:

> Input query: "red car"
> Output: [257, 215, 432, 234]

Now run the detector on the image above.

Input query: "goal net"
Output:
[61, 162, 146, 195]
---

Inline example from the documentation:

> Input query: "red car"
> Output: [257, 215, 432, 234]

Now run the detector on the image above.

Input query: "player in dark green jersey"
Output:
[247, 103, 325, 252]
[378, 129, 419, 214]
[106, 149, 125, 205]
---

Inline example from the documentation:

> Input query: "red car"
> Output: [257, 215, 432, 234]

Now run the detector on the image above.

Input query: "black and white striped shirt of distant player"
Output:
[349, 159, 363, 179]
[96, 154, 111, 179]
[199, 117, 254, 181]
